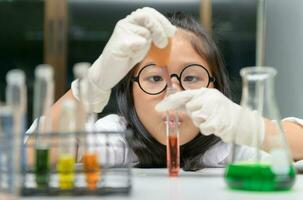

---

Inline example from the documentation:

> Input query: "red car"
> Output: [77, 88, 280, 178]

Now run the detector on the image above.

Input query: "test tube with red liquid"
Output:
[149, 39, 180, 176]
[166, 87, 180, 177]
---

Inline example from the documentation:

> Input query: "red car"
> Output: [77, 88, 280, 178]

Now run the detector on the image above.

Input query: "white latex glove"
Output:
[76, 7, 176, 113]
[155, 88, 265, 147]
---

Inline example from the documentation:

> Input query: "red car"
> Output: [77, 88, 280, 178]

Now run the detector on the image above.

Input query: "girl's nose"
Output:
[170, 76, 182, 91]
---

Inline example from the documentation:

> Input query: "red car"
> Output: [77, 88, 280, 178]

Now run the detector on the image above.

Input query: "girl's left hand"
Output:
[155, 88, 264, 146]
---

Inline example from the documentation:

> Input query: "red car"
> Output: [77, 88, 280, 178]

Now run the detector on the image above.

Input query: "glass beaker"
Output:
[224, 66, 296, 191]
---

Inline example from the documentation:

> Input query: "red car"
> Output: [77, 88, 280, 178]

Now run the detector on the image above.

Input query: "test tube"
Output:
[82, 102, 100, 189]
[160, 67, 180, 177]
[72, 62, 90, 132]
[0, 105, 14, 194]
[57, 99, 76, 190]
[5, 69, 27, 193]
[74, 63, 100, 189]
[150, 38, 180, 176]
[33, 64, 54, 188]
[82, 149, 99, 190]
[165, 86, 180, 177]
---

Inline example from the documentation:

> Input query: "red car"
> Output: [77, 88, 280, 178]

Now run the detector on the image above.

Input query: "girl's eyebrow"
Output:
[144, 61, 155, 66]
[181, 62, 205, 68]
[139, 61, 207, 71]
[139, 61, 155, 69]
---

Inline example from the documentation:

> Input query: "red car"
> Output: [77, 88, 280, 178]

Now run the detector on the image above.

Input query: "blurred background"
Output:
[0, 0, 302, 123]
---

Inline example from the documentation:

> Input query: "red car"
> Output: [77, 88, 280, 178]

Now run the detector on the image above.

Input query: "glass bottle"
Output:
[224, 66, 296, 191]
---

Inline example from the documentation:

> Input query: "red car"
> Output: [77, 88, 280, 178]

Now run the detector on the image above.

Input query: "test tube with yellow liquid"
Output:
[57, 100, 77, 190]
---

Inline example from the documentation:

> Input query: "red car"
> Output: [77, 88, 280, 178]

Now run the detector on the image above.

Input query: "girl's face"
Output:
[132, 29, 215, 145]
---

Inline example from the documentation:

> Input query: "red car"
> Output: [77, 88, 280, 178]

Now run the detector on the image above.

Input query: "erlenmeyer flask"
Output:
[224, 66, 296, 191]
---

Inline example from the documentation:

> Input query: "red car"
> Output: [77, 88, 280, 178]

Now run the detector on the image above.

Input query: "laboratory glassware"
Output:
[224, 66, 296, 191]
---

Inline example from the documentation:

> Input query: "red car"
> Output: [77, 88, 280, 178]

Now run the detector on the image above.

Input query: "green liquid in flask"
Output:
[225, 162, 296, 191]
[35, 147, 50, 188]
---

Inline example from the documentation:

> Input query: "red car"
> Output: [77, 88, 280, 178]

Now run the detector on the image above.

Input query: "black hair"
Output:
[116, 12, 231, 171]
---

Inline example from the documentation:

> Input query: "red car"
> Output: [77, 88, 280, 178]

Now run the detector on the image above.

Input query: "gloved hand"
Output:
[155, 88, 265, 147]
[75, 7, 176, 113]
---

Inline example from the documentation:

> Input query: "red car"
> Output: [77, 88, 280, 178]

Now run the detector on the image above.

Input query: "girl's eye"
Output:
[183, 76, 201, 83]
[146, 76, 164, 83]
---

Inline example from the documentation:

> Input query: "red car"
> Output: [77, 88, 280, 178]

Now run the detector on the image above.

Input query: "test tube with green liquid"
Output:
[35, 146, 49, 188]
[33, 64, 54, 188]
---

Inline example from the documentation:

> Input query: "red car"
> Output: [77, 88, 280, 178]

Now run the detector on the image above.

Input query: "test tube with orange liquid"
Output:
[82, 128, 100, 190]
[82, 113, 100, 190]
[82, 152, 100, 190]
[149, 39, 180, 177]
[74, 63, 101, 190]
[80, 110, 100, 190]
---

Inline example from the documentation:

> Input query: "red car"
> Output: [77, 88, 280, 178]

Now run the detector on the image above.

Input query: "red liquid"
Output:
[167, 135, 180, 177]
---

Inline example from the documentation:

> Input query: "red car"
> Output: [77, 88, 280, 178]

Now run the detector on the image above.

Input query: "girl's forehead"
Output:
[136, 30, 211, 74]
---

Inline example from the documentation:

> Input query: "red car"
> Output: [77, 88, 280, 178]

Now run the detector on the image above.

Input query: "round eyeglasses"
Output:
[132, 64, 216, 95]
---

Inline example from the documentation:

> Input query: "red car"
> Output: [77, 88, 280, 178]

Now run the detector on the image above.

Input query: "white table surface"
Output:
[22, 168, 303, 200]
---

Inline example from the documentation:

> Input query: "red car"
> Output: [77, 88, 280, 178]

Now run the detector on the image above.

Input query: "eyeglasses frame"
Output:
[132, 63, 216, 95]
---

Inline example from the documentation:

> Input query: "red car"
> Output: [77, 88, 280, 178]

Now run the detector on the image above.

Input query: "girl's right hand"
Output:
[72, 7, 175, 113]
[87, 7, 176, 92]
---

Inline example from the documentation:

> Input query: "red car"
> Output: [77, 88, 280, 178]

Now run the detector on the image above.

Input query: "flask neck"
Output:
[240, 67, 277, 111]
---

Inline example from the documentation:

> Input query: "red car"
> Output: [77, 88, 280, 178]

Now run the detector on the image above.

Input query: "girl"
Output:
[29, 7, 303, 170]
